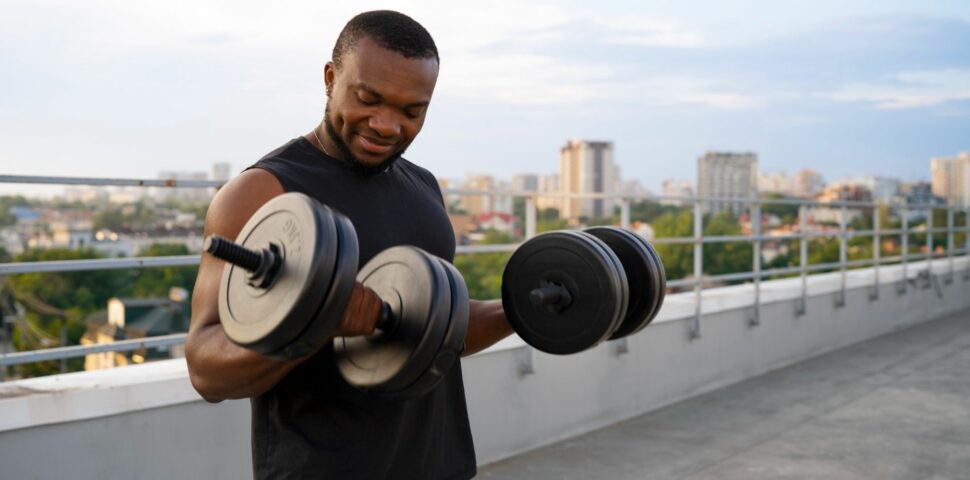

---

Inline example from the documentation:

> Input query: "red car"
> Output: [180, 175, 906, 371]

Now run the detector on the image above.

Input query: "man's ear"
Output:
[324, 61, 335, 98]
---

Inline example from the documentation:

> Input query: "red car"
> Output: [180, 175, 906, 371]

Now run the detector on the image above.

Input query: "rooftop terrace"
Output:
[482, 307, 970, 480]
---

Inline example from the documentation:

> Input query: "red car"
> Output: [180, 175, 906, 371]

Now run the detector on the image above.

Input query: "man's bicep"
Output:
[190, 169, 285, 331]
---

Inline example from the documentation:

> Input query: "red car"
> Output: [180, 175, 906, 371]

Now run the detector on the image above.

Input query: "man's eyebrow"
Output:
[355, 82, 430, 109]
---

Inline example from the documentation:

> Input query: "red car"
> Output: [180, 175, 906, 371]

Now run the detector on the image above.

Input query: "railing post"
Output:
[691, 201, 703, 340]
[750, 201, 761, 327]
[926, 206, 934, 289]
[870, 205, 880, 301]
[898, 209, 909, 294]
[965, 206, 970, 281]
[836, 205, 847, 307]
[0, 314, 6, 382]
[60, 325, 68, 374]
[796, 204, 808, 316]
[620, 199, 630, 229]
[946, 206, 954, 284]
[525, 197, 537, 240]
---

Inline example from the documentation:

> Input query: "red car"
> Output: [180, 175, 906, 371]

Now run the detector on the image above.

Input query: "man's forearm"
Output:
[462, 299, 512, 356]
[186, 322, 312, 402]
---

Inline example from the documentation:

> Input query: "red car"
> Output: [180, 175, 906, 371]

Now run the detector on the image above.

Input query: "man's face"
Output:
[324, 36, 439, 172]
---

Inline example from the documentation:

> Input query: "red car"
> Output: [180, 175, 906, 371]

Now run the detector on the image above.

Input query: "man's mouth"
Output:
[357, 134, 395, 155]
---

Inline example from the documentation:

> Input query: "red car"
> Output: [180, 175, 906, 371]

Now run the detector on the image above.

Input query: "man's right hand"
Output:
[333, 282, 384, 337]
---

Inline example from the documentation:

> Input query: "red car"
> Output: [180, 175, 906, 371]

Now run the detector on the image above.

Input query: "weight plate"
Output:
[586, 227, 659, 339]
[639, 237, 666, 332]
[270, 209, 359, 359]
[580, 230, 629, 338]
[396, 256, 470, 397]
[502, 230, 625, 354]
[220, 193, 337, 354]
[335, 246, 450, 394]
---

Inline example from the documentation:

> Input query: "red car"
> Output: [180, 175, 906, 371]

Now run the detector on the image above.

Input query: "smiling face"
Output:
[322, 35, 439, 174]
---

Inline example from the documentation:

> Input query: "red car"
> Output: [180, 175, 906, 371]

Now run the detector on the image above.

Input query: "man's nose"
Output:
[368, 111, 401, 138]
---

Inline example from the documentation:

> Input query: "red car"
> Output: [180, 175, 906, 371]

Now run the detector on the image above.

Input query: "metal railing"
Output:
[1, 174, 967, 375]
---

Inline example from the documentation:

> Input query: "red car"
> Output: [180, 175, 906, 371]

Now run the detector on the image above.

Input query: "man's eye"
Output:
[358, 95, 379, 105]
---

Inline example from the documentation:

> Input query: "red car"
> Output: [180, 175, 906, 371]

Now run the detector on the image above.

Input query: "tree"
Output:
[652, 210, 693, 281]
[452, 229, 515, 300]
[6, 248, 127, 376]
[652, 209, 754, 283]
[629, 200, 683, 224]
[760, 193, 799, 225]
[131, 244, 199, 298]
[702, 211, 753, 277]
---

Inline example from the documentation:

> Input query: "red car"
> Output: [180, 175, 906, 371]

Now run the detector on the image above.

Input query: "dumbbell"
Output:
[203, 192, 468, 397]
[501, 227, 665, 354]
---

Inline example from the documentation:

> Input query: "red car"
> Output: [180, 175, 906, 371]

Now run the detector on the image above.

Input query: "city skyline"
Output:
[1, 1, 968, 198]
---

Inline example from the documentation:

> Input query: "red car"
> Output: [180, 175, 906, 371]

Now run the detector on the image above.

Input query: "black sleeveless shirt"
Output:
[247, 138, 477, 480]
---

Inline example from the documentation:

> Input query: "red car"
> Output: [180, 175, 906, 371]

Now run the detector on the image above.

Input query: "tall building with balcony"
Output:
[559, 139, 618, 220]
[850, 176, 901, 203]
[758, 171, 794, 196]
[510, 174, 538, 193]
[790, 169, 825, 198]
[457, 175, 513, 216]
[697, 151, 758, 214]
[536, 174, 560, 211]
[661, 179, 694, 205]
[458, 175, 495, 216]
[931, 152, 970, 206]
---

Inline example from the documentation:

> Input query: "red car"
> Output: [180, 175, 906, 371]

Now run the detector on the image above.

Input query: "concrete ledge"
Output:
[0, 258, 966, 478]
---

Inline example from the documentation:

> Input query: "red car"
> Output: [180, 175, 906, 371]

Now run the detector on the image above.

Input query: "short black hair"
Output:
[332, 10, 439, 69]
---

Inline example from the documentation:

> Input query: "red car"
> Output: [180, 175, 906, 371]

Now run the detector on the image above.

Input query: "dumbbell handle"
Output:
[204, 235, 282, 289]
[530, 284, 572, 307]
[376, 303, 395, 331]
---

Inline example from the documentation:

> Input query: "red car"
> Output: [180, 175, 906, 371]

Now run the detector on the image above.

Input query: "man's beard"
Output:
[323, 103, 405, 177]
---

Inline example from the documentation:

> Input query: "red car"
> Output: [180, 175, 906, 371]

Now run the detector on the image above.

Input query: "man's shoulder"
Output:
[396, 157, 439, 187]
[257, 137, 311, 163]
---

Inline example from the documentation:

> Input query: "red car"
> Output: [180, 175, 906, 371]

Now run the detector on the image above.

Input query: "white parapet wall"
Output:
[0, 258, 967, 479]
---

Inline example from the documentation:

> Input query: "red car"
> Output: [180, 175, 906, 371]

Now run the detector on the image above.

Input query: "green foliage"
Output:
[629, 200, 683, 224]
[131, 244, 199, 298]
[702, 211, 754, 276]
[536, 218, 569, 234]
[538, 208, 560, 221]
[760, 193, 800, 225]
[11, 249, 128, 313]
[93, 209, 125, 231]
[6, 244, 198, 377]
[91, 201, 159, 231]
[652, 210, 753, 282]
[453, 252, 511, 300]
[652, 210, 693, 280]
[581, 215, 618, 227]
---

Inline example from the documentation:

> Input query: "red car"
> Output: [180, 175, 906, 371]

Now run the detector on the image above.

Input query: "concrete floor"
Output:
[479, 309, 970, 480]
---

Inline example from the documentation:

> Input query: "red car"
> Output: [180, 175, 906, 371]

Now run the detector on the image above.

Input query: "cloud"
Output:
[593, 15, 704, 48]
[830, 69, 970, 109]
[0, 0, 708, 105]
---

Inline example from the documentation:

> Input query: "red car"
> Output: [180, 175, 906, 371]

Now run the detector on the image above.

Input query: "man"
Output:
[186, 11, 513, 479]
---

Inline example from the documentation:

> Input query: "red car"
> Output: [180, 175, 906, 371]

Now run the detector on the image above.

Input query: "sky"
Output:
[1, 0, 968, 196]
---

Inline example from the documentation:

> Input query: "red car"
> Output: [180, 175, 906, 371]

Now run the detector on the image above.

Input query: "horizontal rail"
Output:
[1, 174, 963, 209]
[0, 334, 187, 367]
[0, 175, 224, 189]
[456, 244, 519, 254]
[0, 256, 200, 274]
